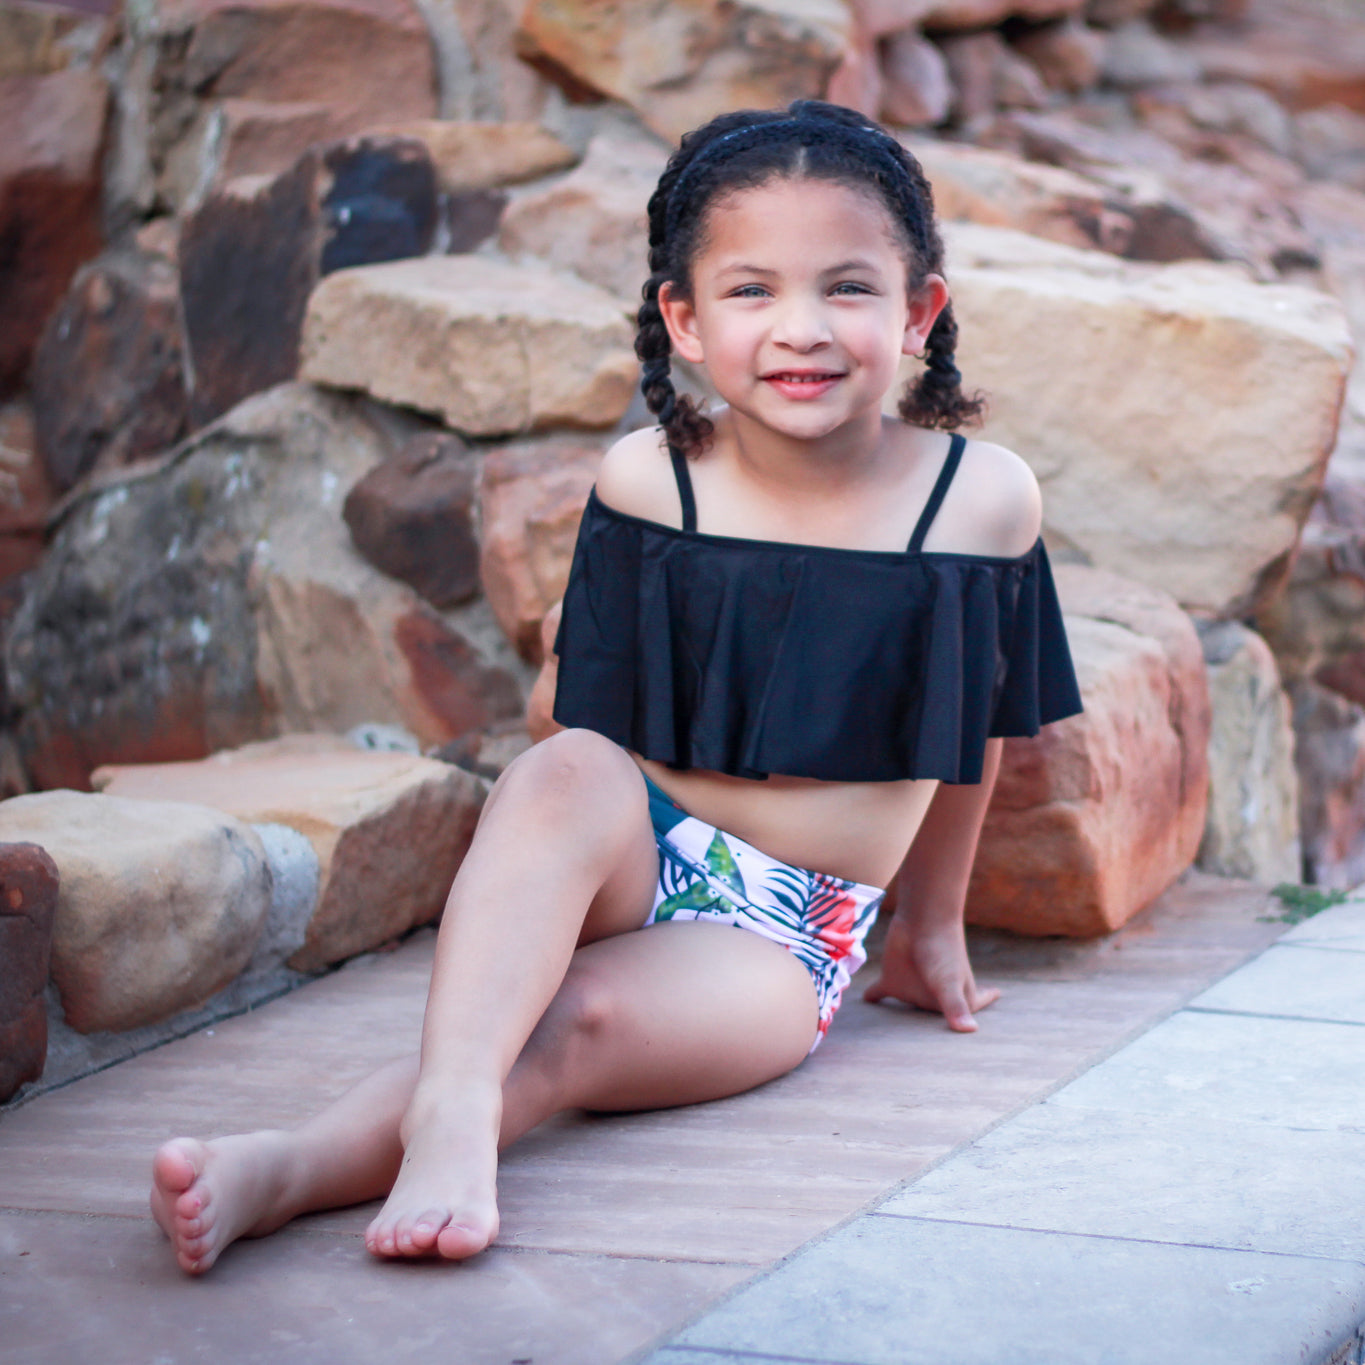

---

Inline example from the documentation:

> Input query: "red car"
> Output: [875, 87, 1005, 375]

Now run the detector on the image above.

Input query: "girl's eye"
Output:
[729, 284, 770, 299]
[831, 281, 873, 296]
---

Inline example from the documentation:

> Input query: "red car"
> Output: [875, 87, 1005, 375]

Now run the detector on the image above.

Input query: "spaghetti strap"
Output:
[670, 443, 698, 532]
[907, 433, 966, 553]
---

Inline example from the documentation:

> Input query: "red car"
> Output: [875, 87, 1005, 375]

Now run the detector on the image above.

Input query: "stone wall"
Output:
[2, 0, 1363, 1099]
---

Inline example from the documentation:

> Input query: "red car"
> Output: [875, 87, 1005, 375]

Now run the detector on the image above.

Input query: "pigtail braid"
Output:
[632, 133, 745, 457]
[899, 302, 985, 430]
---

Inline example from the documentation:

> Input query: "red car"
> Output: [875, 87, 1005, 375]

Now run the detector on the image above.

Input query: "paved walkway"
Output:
[1, 873, 1360, 1364]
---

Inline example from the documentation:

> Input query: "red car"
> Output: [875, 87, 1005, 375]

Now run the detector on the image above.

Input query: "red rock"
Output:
[497, 132, 667, 304]
[967, 566, 1211, 937]
[118, 0, 437, 213]
[7, 384, 524, 790]
[343, 431, 481, 609]
[0, 68, 107, 396]
[880, 30, 953, 127]
[0, 400, 55, 585]
[30, 246, 189, 493]
[95, 735, 489, 971]
[0, 841, 59, 1101]
[826, 29, 885, 118]
[478, 436, 602, 663]
[938, 29, 1005, 125]
[515, 0, 850, 144]
[924, 0, 1083, 24]
[180, 134, 438, 425]
[0, 3, 112, 79]
[1012, 16, 1106, 93]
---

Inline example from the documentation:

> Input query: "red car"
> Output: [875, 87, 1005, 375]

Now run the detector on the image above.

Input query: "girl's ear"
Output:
[904, 273, 950, 358]
[658, 281, 706, 365]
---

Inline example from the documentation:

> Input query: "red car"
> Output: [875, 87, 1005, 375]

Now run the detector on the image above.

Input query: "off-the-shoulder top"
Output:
[552, 433, 1083, 784]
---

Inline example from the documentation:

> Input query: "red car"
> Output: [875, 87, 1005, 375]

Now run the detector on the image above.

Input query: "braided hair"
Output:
[636, 100, 984, 456]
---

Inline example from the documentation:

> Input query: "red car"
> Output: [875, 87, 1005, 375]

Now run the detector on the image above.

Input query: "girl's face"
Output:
[658, 176, 947, 450]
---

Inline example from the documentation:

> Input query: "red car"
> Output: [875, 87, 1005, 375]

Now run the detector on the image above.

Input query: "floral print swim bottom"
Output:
[642, 775, 885, 1050]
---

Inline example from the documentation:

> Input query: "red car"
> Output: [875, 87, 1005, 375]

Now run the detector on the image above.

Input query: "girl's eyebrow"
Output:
[714, 258, 885, 278]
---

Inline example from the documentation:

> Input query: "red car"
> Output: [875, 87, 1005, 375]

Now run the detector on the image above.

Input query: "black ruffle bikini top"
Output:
[552, 433, 1083, 784]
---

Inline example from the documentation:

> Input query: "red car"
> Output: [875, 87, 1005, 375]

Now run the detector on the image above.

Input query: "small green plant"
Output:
[1262, 883, 1350, 925]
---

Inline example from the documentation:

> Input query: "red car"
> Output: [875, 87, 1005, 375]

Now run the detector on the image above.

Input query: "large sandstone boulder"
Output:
[0, 841, 59, 1101]
[0, 792, 272, 1033]
[967, 565, 1210, 937]
[934, 222, 1353, 619]
[180, 134, 439, 425]
[95, 735, 488, 971]
[0, 68, 107, 395]
[106, 0, 437, 218]
[478, 436, 601, 662]
[1195, 620, 1301, 885]
[4, 383, 524, 790]
[301, 256, 638, 435]
[30, 246, 190, 493]
[498, 132, 668, 304]
[515, 0, 850, 144]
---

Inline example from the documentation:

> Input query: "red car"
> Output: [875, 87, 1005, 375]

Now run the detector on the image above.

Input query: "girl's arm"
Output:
[863, 738, 1003, 1032]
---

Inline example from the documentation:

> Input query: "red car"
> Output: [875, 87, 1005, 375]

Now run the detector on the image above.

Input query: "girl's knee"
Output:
[526, 962, 619, 1069]
[496, 729, 643, 811]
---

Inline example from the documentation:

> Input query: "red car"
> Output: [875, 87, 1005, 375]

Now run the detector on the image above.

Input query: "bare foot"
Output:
[150, 1133, 299, 1275]
[364, 1087, 501, 1261]
[863, 914, 1001, 1032]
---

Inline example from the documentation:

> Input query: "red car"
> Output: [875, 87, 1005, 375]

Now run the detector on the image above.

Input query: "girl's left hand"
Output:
[862, 912, 1000, 1032]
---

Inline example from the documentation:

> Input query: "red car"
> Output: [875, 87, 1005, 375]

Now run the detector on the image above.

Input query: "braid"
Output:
[899, 303, 985, 430]
[633, 100, 985, 455]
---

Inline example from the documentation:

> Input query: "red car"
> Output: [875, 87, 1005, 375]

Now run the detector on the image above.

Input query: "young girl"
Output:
[150, 100, 1081, 1274]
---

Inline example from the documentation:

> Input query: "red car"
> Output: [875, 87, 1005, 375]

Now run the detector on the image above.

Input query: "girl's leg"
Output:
[152, 923, 817, 1273]
[155, 728, 668, 1270]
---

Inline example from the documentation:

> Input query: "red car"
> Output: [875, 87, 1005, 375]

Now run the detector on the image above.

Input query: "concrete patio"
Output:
[2, 872, 1362, 1365]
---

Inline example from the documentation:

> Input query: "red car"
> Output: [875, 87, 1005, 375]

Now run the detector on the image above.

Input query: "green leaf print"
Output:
[653, 879, 725, 921]
[704, 830, 746, 898]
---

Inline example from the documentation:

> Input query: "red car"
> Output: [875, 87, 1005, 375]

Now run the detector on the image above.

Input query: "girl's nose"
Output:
[772, 297, 832, 350]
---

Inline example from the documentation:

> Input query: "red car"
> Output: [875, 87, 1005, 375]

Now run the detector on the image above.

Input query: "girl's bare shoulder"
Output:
[931, 436, 1042, 559]
[594, 426, 686, 527]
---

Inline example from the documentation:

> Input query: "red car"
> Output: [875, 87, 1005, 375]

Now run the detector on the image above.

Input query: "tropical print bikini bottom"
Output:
[642, 774, 884, 1050]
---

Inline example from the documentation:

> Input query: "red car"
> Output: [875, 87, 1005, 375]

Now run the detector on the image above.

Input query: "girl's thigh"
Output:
[557, 919, 822, 1111]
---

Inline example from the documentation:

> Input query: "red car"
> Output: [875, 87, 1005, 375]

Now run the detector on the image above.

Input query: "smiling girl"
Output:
[150, 101, 1081, 1274]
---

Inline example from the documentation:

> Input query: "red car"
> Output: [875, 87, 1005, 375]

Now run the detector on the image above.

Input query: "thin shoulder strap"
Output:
[907, 433, 966, 553]
[669, 442, 697, 532]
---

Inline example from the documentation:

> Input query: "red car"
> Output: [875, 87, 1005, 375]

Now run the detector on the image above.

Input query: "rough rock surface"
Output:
[498, 132, 667, 304]
[478, 436, 601, 662]
[0, 400, 56, 586]
[301, 256, 637, 435]
[0, 792, 271, 1033]
[515, 0, 850, 144]
[880, 30, 952, 127]
[4, 383, 524, 790]
[181, 135, 439, 426]
[0, 842, 59, 1102]
[106, 0, 437, 218]
[373, 119, 576, 192]
[1288, 678, 1365, 890]
[30, 246, 190, 493]
[343, 430, 481, 609]
[0, 68, 107, 395]
[967, 565, 1211, 937]
[95, 735, 489, 972]
[1195, 620, 1301, 885]
[937, 222, 1353, 618]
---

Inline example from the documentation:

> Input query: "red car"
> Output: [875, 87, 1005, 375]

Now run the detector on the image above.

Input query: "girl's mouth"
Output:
[762, 370, 843, 399]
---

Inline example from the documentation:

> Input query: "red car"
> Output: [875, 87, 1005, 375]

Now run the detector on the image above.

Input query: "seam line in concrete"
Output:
[660, 1344, 874, 1365]
[1183, 1006, 1365, 1027]
[1273, 941, 1365, 956]
[867, 1210, 1365, 1266]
